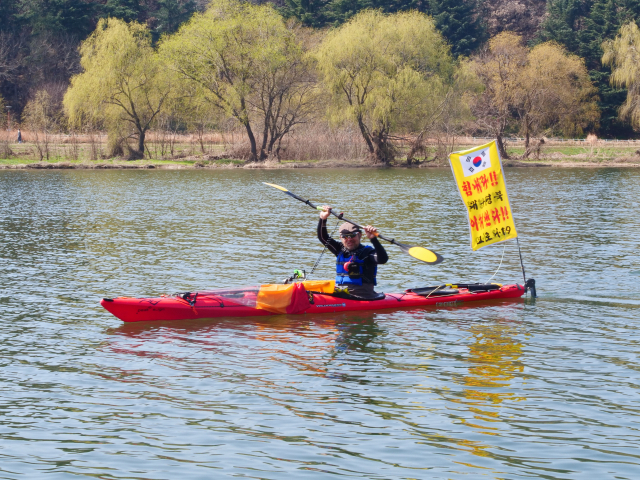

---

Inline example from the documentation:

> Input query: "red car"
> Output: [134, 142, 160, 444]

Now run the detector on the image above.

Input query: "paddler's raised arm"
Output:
[365, 225, 389, 264]
[317, 205, 341, 255]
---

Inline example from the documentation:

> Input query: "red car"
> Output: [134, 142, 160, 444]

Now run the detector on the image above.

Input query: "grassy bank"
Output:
[0, 157, 245, 168]
[2, 132, 640, 168]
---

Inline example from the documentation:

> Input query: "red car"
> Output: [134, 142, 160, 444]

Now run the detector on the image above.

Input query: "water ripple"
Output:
[0, 168, 639, 478]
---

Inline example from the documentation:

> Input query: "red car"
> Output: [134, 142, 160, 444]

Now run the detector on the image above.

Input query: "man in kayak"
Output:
[318, 205, 388, 299]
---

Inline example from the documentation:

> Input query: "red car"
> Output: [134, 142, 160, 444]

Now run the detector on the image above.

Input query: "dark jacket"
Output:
[317, 218, 388, 297]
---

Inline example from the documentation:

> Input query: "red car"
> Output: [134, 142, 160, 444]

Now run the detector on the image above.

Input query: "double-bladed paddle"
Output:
[263, 182, 443, 265]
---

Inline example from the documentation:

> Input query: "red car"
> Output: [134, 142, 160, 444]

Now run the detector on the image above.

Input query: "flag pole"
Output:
[516, 237, 536, 297]
[516, 237, 526, 285]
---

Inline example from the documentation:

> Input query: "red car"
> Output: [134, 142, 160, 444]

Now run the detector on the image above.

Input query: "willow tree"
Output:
[313, 10, 455, 165]
[64, 18, 172, 158]
[23, 90, 60, 160]
[171, 81, 226, 154]
[404, 60, 482, 165]
[517, 42, 599, 156]
[602, 22, 640, 128]
[161, 0, 314, 161]
[470, 32, 528, 158]
[472, 33, 599, 158]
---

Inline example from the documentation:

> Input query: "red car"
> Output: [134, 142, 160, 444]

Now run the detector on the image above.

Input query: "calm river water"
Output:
[0, 167, 639, 479]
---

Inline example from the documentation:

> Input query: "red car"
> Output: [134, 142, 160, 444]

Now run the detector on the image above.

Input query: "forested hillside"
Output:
[2, 0, 640, 143]
[0, 0, 205, 117]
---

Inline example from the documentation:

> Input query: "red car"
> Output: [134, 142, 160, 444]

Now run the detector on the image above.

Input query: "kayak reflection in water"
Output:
[318, 205, 388, 299]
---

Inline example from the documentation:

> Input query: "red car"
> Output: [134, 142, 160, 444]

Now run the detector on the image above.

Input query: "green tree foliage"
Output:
[103, 0, 143, 23]
[0, 0, 199, 120]
[578, 0, 619, 66]
[280, 0, 333, 28]
[429, 0, 486, 57]
[472, 33, 599, 157]
[405, 60, 482, 164]
[23, 89, 60, 160]
[64, 18, 172, 158]
[102, 0, 198, 39]
[151, 0, 198, 39]
[472, 32, 528, 157]
[161, 0, 315, 161]
[24, 90, 58, 130]
[170, 81, 225, 154]
[536, 0, 640, 137]
[12, 0, 199, 39]
[0, 1, 22, 32]
[281, 0, 429, 28]
[326, 0, 428, 25]
[17, 0, 98, 38]
[602, 21, 640, 127]
[314, 9, 455, 164]
[517, 42, 599, 153]
[537, 0, 583, 52]
[578, 0, 634, 137]
[281, 0, 484, 58]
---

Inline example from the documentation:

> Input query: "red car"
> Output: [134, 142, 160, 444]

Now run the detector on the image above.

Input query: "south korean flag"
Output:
[461, 146, 492, 177]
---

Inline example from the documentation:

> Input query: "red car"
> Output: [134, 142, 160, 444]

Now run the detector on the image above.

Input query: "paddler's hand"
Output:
[319, 205, 332, 220]
[364, 225, 378, 239]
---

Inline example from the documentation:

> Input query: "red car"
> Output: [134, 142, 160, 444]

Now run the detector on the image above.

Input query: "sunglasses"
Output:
[340, 233, 360, 239]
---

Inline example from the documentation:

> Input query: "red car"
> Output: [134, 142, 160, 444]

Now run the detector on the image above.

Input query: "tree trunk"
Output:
[522, 119, 534, 159]
[259, 99, 273, 161]
[198, 128, 205, 154]
[244, 122, 258, 162]
[371, 130, 393, 165]
[259, 123, 269, 161]
[406, 131, 425, 166]
[496, 134, 509, 159]
[130, 129, 145, 160]
[267, 134, 280, 159]
[357, 116, 374, 154]
[523, 120, 531, 158]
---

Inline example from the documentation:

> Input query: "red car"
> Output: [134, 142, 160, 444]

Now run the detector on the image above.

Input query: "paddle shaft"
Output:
[264, 181, 442, 264]
[285, 191, 402, 246]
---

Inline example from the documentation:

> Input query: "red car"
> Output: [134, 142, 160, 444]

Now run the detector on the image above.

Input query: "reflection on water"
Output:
[1, 168, 640, 479]
[463, 322, 524, 409]
[459, 322, 525, 464]
[332, 315, 382, 354]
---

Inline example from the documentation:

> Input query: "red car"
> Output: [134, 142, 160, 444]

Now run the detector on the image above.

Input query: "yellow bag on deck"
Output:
[256, 280, 335, 314]
[301, 280, 334, 293]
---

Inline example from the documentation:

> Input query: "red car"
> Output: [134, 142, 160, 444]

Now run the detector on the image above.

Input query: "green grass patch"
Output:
[3, 141, 639, 167]
[210, 158, 244, 165]
[452, 143, 639, 159]
[0, 158, 38, 165]
[130, 158, 199, 165]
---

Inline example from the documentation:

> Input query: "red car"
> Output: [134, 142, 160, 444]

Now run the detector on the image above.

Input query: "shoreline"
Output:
[1, 158, 640, 169]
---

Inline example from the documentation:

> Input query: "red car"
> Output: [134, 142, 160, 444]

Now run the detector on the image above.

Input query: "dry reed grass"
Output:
[9, 127, 611, 164]
[0, 126, 452, 164]
[205, 123, 371, 162]
[0, 131, 14, 158]
[277, 124, 369, 161]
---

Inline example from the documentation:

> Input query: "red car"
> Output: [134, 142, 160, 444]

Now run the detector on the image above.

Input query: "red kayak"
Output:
[100, 281, 527, 323]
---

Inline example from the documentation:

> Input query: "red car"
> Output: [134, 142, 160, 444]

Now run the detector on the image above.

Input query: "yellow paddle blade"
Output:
[263, 182, 289, 192]
[408, 246, 442, 265]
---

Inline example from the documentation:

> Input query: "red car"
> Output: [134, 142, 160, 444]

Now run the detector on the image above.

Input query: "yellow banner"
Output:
[448, 140, 517, 251]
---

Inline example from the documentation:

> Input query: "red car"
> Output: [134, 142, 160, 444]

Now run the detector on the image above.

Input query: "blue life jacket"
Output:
[336, 245, 377, 286]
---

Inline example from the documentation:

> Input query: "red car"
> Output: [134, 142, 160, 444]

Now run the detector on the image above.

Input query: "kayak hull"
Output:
[101, 284, 526, 323]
